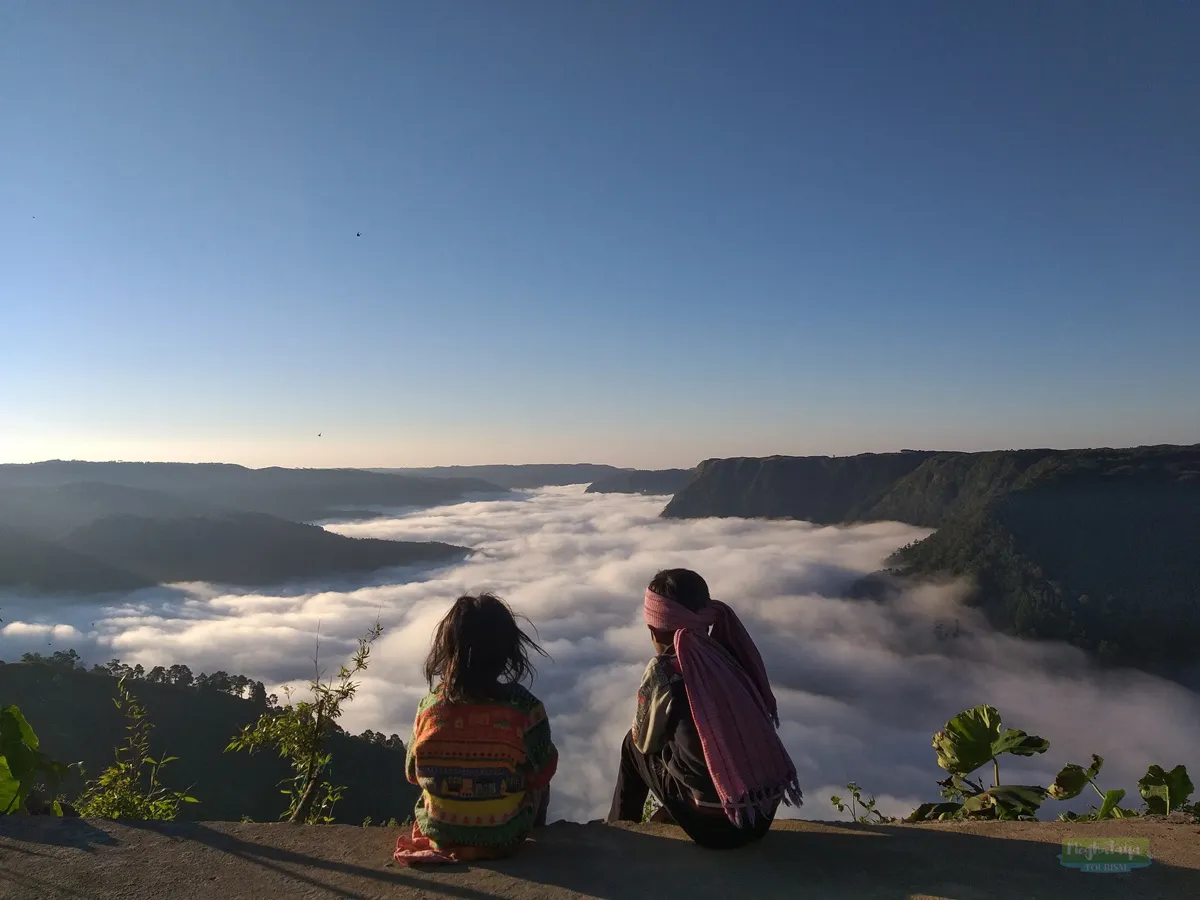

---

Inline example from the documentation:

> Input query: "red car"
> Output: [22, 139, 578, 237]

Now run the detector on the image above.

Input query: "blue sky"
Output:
[2, 1, 1197, 468]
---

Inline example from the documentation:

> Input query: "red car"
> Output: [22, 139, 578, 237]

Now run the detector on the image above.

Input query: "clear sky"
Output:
[2, 1, 1198, 469]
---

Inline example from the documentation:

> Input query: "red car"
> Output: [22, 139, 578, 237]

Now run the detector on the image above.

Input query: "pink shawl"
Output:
[644, 588, 803, 826]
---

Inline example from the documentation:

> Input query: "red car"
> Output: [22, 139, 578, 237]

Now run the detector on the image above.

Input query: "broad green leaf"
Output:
[1048, 763, 1090, 801]
[1141, 784, 1169, 812]
[932, 706, 1049, 776]
[1085, 754, 1104, 781]
[961, 785, 1048, 820]
[1097, 788, 1126, 819]
[0, 757, 20, 814]
[933, 706, 1003, 775]
[1139, 765, 1193, 814]
[0, 706, 39, 751]
[991, 729, 1050, 759]
[907, 801, 963, 822]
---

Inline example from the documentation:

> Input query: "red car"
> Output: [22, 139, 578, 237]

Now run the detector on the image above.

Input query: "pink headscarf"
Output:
[644, 588, 802, 826]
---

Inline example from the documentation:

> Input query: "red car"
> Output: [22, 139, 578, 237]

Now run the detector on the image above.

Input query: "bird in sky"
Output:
[356, 232, 361, 237]
[318, 433, 322, 437]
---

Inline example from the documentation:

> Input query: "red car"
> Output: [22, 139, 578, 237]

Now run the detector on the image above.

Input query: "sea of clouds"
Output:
[3, 486, 1199, 823]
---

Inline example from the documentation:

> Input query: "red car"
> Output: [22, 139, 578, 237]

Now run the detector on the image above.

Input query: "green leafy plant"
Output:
[1138, 765, 1194, 815]
[908, 705, 1050, 822]
[1049, 754, 1137, 820]
[830, 782, 890, 824]
[76, 676, 198, 820]
[227, 621, 382, 824]
[641, 792, 662, 823]
[0, 705, 78, 815]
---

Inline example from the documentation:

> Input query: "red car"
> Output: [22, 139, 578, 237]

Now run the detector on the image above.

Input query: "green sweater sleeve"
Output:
[522, 699, 558, 789]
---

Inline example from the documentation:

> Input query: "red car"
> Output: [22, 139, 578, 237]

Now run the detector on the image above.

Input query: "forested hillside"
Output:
[664, 445, 1200, 670]
[585, 468, 695, 495]
[0, 462, 482, 591]
[0, 653, 418, 824]
[379, 463, 623, 488]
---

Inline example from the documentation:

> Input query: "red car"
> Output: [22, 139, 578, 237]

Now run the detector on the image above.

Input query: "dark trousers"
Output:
[607, 730, 774, 850]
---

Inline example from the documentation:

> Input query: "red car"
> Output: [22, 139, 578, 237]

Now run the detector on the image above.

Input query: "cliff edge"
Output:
[2, 817, 1198, 899]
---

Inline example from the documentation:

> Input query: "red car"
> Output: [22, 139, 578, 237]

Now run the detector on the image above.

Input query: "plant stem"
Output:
[993, 758, 1000, 788]
[289, 701, 327, 824]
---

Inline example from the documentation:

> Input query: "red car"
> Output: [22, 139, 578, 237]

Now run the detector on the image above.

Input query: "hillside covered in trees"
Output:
[0, 462, 482, 591]
[664, 445, 1200, 671]
[0, 653, 418, 824]
[378, 463, 624, 488]
[584, 468, 696, 495]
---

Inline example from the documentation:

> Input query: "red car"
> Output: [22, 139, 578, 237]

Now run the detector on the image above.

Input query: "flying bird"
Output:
[318, 433, 322, 437]
[356, 232, 361, 238]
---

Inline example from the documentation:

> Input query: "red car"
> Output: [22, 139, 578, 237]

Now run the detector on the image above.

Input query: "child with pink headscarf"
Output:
[607, 568, 801, 848]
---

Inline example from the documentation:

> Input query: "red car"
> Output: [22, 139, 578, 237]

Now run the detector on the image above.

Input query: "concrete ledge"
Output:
[2, 817, 1199, 899]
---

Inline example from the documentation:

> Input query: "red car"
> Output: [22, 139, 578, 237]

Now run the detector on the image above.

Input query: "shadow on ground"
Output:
[1, 817, 1198, 900]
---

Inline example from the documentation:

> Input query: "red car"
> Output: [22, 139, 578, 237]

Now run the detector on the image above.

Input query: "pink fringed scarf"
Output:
[644, 588, 803, 826]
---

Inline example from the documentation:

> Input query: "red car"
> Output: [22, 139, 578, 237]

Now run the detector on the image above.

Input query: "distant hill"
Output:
[57, 513, 465, 588]
[0, 657, 419, 824]
[0, 461, 505, 523]
[585, 469, 696, 495]
[0, 525, 150, 592]
[0, 481, 224, 539]
[0, 461, 482, 592]
[663, 445, 1200, 670]
[377, 464, 625, 489]
[661, 451, 939, 522]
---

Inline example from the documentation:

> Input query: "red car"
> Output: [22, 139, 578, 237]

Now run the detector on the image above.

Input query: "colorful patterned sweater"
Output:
[405, 683, 558, 848]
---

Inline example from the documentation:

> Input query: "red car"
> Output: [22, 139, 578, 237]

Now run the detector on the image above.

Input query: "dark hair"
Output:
[648, 568, 711, 612]
[423, 592, 549, 703]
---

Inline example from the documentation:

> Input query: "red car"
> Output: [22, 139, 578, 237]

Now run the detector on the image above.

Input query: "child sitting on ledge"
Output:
[395, 592, 557, 865]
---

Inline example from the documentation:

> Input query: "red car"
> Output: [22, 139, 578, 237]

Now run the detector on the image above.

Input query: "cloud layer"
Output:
[4, 486, 1199, 823]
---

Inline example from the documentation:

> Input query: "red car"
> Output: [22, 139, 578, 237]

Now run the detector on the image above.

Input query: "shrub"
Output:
[227, 621, 381, 824]
[76, 676, 197, 820]
[0, 705, 78, 815]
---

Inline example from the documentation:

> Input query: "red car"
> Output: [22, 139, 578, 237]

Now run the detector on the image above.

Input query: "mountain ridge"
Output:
[662, 444, 1200, 670]
[0, 462, 486, 592]
[584, 468, 696, 495]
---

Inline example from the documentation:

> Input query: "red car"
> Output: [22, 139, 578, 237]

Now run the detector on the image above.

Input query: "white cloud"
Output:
[2, 486, 1199, 824]
[1, 622, 82, 641]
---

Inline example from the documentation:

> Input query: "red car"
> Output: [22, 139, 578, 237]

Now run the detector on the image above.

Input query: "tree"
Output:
[167, 665, 193, 688]
[145, 666, 168, 684]
[105, 659, 130, 680]
[230, 675, 250, 698]
[19, 650, 83, 672]
[249, 681, 268, 708]
[227, 621, 382, 824]
[51, 650, 83, 671]
[198, 671, 232, 694]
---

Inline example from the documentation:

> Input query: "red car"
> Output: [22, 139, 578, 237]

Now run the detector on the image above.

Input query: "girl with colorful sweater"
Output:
[394, 592, 558, 865]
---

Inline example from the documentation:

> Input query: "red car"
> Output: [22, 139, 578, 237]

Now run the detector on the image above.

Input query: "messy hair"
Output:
[423, 592, 549, 703]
